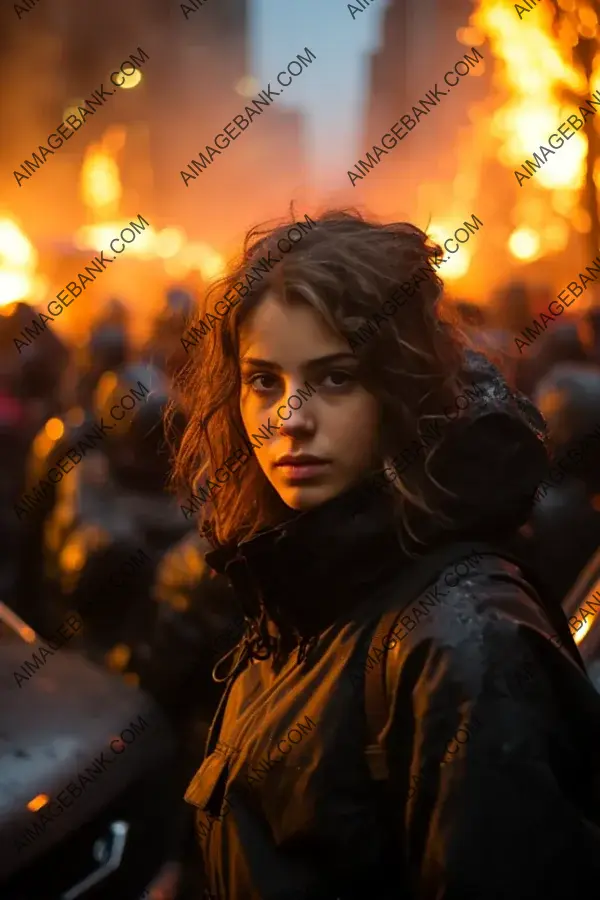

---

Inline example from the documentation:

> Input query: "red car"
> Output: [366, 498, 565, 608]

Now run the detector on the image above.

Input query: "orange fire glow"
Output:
[0, 217, 47, 309]
[76, 130, 226, 285]
[81, 144, 122, 218]
[468, 0, 598, 267]
[429, 221, 473, 281]
[27, 794, 49, 813]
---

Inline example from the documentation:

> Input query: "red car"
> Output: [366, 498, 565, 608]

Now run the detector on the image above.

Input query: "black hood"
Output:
[534, 361, 600, 451]
[416, 348, 548, 540]
[205, 350, 549, 674]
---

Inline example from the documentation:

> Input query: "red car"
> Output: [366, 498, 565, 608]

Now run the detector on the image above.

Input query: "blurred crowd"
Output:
[1, 280, 600, 895]
[455, 284, 600, 609]
[0, 287, 245, 898]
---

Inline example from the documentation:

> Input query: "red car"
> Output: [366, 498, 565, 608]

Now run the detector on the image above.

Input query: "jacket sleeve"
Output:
[384, 568, 600, 900]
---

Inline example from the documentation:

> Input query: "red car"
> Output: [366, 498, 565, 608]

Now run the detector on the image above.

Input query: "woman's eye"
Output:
[322, 370, 354, 388]
[244, 370, 355, 392]
[247, 373, 278, 392]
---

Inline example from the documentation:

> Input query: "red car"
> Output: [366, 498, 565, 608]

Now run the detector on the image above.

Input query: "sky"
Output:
[251, 0, 389, 190]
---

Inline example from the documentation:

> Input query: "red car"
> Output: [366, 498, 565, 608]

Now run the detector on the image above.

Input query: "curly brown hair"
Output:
[167, 206, 476, 549]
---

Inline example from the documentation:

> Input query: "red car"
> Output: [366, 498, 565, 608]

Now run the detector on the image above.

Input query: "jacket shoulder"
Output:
[369, 555, 585, 747]
[370, 554, 575, 708]
[380, 552, 555, 647]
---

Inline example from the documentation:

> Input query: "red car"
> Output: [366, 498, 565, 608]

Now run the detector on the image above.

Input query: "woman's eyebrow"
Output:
[240, 353, 357, 369]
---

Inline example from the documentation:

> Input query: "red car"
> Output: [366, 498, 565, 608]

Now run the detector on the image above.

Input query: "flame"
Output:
[78, 127, 155, 256]
[74, 222, 154, 257]
[0, 217, 46, 308]
[81, 131, 124, 219]
[468, 0, 599, 269]
[74, 125, 225, 300]
[74, 222, 226, 283]
[472, 1, 585, 185]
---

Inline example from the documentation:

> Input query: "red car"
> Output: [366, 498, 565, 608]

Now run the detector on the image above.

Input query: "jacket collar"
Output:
[205, 472, 408, 643]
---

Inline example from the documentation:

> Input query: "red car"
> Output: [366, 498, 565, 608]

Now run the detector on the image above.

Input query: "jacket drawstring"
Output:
[211, 634, 253, 685]
[211, 604, 278, 685]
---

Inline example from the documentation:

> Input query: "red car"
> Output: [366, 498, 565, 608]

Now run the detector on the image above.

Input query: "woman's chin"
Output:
[277, 481, 338, 511]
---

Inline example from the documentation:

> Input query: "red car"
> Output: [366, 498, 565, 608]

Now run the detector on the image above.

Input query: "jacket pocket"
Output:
[185, 750, 231, 817]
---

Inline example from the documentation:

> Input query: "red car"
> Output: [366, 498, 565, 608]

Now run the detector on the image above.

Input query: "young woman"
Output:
[169, 209, 600, 900]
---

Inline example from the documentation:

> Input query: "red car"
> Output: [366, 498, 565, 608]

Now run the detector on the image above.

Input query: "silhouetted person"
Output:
[527, 361, 600, 605]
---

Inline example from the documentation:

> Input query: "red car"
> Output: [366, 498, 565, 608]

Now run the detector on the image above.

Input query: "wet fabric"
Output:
[185, 351, 600, 899]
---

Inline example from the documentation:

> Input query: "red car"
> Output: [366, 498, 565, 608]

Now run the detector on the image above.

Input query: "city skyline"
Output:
[252, 0, 388, 189]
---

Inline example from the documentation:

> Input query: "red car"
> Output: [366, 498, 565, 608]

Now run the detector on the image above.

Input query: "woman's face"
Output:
[238, 290, 380, 510]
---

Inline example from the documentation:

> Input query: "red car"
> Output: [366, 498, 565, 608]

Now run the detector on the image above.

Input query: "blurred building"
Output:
[360, 0, 487, 217]
[363, 0, 410, 145]
[1, 0, 307, 254]
[156, 0, 308, 244]
[364, 0, 476, 140]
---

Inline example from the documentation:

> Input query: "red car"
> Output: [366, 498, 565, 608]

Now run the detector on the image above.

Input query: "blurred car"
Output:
[0, 602, 180, 900]
[562, 547, 600, 692]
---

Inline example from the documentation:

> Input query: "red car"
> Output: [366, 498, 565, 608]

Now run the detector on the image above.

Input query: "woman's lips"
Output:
[276, 461, 331, 481]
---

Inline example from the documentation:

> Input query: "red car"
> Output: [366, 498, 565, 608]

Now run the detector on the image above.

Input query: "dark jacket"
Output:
[185, 354, 600, 900]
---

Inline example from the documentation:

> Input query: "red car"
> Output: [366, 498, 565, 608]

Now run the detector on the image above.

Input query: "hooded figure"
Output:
[144, 286, 198, 378]
[40, 363, 189, 650]
[168, 209, 600, 900]
[517, 321, 589, 399]
[74, 320, 130, 409]
[527, 361, 600, 606]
